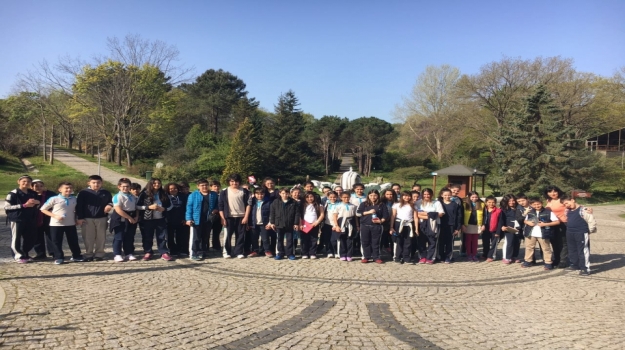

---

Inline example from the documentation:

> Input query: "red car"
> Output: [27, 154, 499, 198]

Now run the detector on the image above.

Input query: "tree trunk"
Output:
[126, 149, 132, 167]
[108, 144, 115, 162]
[68, 132, 74, 150]
[49, 125, 54, 165]
[42, 123, 46, 162]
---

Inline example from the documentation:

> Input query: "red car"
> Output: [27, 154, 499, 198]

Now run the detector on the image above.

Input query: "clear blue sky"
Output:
[1, 0, 623, 122]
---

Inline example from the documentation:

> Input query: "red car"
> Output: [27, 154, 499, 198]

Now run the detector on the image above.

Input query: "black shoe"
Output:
[564, 266, 578, 272]
[70, 257, 84, 262]
[93, 257, 103, 261]
[579, 270, 590, 276]
[84, 257, 94, 262]
[33, 254, 47, 261]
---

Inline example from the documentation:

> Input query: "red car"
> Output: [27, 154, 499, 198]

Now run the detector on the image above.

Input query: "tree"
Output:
[490, 85, 601, 194]
[342, 117, 394, 176]
[262, 90, 320, 182]
[395, 65, 464, 162]
[221, 117, 261, 182]
[307, 115, 348, 175]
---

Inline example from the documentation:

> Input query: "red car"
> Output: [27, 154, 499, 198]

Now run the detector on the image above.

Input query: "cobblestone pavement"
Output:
[0, 205, 624, 349]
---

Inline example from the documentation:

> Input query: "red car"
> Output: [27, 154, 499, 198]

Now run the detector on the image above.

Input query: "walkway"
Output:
[0, 204, 624, 349]
[52, 149, 147, 188]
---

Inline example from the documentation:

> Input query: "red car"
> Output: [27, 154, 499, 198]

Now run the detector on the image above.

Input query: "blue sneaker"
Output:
[521, 261, 531, 268]
[274, 255, 283, 260]
[54, 259, 64, 265]
[544, 264, 553, 270]
[288, 255, 296, 260]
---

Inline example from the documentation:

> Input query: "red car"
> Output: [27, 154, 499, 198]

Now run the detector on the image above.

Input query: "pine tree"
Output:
[490, 85, 601, 194]
[262, 90, 318, 183]
[221, 117, 260, 183]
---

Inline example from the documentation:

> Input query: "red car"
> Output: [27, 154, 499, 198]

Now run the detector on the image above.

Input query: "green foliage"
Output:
[184, 124, 216, 153]
[390, 166, 432, 185]
[221, 117, 260, 182]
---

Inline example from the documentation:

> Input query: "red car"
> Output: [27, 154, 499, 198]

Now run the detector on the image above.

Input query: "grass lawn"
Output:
[0, 154, 117, 195]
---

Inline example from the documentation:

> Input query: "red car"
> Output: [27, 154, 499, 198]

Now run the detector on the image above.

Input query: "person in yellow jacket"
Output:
[461, 191, 484, 262]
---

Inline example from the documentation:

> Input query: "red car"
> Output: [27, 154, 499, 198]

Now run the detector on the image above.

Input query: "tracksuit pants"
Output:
[190, 222, 211, 257]
[438, 224, 454, 261]
[301, 226, 321, 257]
[487, 232, 500, 259]
[481, 231, 492, 258]
[335, 231, 354, 258]
[566, 230, 590, 271]
[552, 223, 568, 268]
[50, 226, 83, 260]
[418, 229, 438, 261]
[33, 224, 53, 258]
[167, 222, 186, 256]
[141, 218, 169, 254]
[500, 231, 516, 261]
[360, 224, 382, 260]
[255, 226, 276, 254]
[210, 215, 223, 250]
[10, 221, 35, 260]
[245, 225, 261, 254]
[276, 228, 294, 257]
[223, 217, 246, 257]
[393, 226, 411, 262]
[321, 225, 335, 256]
[113, 222, 137, 256]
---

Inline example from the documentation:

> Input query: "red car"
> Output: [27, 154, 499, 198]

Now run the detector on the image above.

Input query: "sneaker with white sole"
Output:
[127, 254, 137, 261]
[114, 255, 125, 262]
[237, 255, 245, 259]
[327, 254, 334, 258]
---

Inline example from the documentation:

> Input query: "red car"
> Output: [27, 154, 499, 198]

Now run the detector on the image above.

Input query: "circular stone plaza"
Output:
[0, 205, 624, 350]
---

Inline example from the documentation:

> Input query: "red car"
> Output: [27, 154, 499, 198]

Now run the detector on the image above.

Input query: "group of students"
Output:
[4, 174, 597, 275]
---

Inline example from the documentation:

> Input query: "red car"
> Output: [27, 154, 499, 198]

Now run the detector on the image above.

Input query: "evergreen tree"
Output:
[262, 90, 320, 182]
[490, 85, 601, 194]
[221, 117, 260, 183]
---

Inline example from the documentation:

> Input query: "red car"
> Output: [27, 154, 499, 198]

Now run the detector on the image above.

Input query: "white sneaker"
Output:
[336, 255, 340, 259]
[301, 255, 309, 259]
[114, 255, 124, 262]
[127, 254, 137, 261]
[310, 255, 317, 259]
[237, 255, 245, 259]
[327, 254, 334, 258]
[223, 255, 232, 259]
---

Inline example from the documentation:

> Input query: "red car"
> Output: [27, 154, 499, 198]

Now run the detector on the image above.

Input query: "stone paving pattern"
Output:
[0, 205, 624, 349]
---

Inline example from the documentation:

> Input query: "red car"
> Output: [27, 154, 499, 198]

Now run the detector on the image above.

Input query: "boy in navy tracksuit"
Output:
[185, 179, 216, 260]
[31, 179, 56, 259]
[561, 195, 597, 275]
[248, 188, 275, 257]
[4, 175, 40, 263]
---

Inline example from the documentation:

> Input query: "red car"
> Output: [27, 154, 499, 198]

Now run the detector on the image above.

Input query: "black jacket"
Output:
[357, 202, 389, 226]
[5, 188, 38, 223]
[218, 187, 252, 218]
[524, 208, 556, 240]
[269, 198, 300, 229]
[441, 201, 462, 231]
[76, 188, 113, 219]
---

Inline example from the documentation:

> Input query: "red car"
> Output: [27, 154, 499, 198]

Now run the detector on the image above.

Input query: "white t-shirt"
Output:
[526, 211, 558, 238]
[325, 202, 339, 225]
[392, 203, 414, 222]
[350, 195, 366, 215]
[303, 204, 318, 223]
[414, 200, 444, 224]
[40, 195, 77, 226]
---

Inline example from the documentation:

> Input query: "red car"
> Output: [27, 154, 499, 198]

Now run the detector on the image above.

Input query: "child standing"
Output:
[40, 182, 84, 264]
[166, 183, 186, 257]
[219, 174, 252, 259]
[137, 178, 174, 261]
[498, 194, 519, 264]
[438, 188, 462, 264]
[381, 189, 396, 254]
[4, 175, 40, 263]
[31, 179, 56, 259]
[321, 191, 339, 258]
[357, 189, 389, 264]
[109, 178, 139, 262]
[269, 188, 300, 260]
[332, 192, 358, 261]
[351, 183, 367, 257]
[185, 179, 214, 261]
[300, 192, 325, 259]
[415, 188, 444, 264]
[483, 196, 502, 262]
[249, 188, 275, 257]
[389, 191, 415, 264]
[561, 195, 597, 275]
[462, 191, 484, 262]
[522, 197, 559, 270]
[76, 175, 113, 262]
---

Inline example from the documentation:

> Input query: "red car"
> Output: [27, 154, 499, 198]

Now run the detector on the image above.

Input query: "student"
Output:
[438, 188, 462, 264]
[269, 188, 300, 260]
[333, 186, 344, 198]
[249, 188, 275, 257]
[31, 179, 56, 259]
[357, 189, 389, 264]
[137, 178, 173, 261]
[483, 196, 502, 262]
[332, 192, 358, 261]
[218, 174, 252, 259]
[515, 194, 531, 263]
[381, 189, 396, 254]
[462, 191, 484, 262]
[320, 186, 332, 206]
[109, 178, 139, 262]
[130, 183, 142, 198]
[412, 184, 422, 193]
[449, 184, 465, 256]
[321, 191, 339, 258]
[415, 188, 444, 264]
[76, 175, 113, 262]
[303, 181, 321, 202]
[40, 182, 84, 264]
[178, 181, 190, 195]
[498, 194, 519, 264]
[544, 185, 568, 268]
[290, 187, 302, 255]
[208, 180, 223, 253]
[561, 195, 597, 275]
[350, 183, 367, 256]
[409, 190, 421, 262]
[4, 175, 40, 263]
[389, 191, 414, 264]
[522, 197, 559, 270]
[391, 183, 402, 199]
[300, 191, 325, 259]
[165, 182, 186, 257]
[185, 179, 213, 260]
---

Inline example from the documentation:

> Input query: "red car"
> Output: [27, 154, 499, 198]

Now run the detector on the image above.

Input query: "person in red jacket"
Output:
[483, 196, 502, 262]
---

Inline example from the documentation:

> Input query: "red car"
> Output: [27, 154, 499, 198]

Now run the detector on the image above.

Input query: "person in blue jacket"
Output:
[185, 179, 217, 261]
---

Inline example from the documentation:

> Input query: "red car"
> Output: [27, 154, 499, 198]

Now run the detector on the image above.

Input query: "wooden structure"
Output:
[431, 165, 486, 198]
[587, 128, 625, 155]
